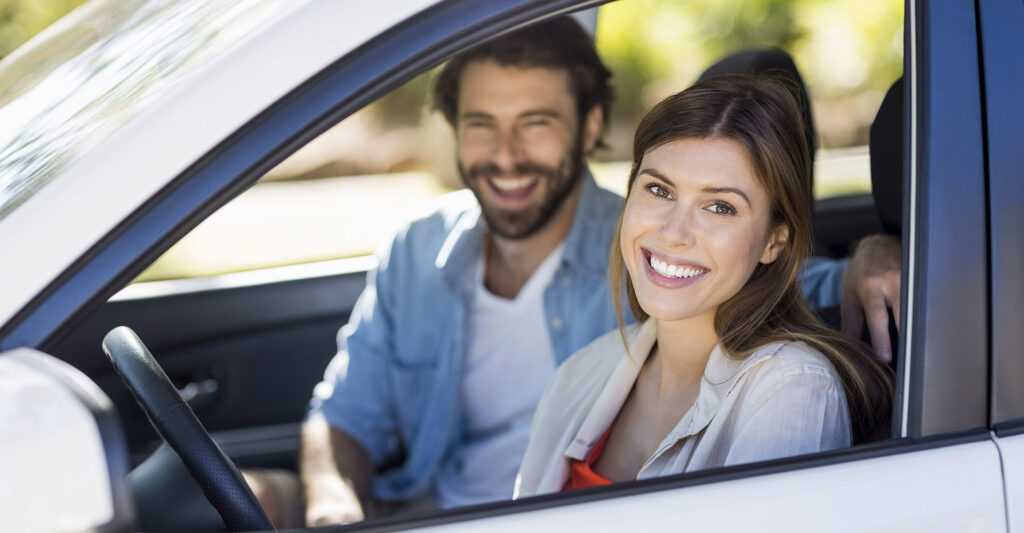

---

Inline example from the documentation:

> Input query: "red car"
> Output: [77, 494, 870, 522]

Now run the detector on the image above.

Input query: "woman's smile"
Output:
[641, 248, 709, 287]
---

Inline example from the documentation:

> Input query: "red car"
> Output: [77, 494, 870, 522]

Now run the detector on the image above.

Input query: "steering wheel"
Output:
[102, 326, 274, 532]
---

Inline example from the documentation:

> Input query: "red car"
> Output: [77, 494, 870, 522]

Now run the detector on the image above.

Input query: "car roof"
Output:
[0, 0, 439, 328]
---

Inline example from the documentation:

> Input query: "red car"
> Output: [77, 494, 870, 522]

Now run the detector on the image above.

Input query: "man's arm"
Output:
[841, 234, 902, 363]
[301, 418, 375, 526]
[302, 237, 404, 525]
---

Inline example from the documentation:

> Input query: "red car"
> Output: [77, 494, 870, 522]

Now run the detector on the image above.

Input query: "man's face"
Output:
[455, 60, 591, 240]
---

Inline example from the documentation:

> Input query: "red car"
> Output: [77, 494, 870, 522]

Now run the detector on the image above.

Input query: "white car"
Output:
[1, 0, 1022, 531]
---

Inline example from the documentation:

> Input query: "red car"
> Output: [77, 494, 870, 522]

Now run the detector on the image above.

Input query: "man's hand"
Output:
[841, 234, 902, 363]
[305, 476, 366, 527]
[301, 419, 374, 527]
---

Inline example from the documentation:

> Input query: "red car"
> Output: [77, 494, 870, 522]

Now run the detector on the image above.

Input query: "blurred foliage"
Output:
[0, 0, 87, 59]
[596, 0, 903, 147]
[597, 0, 803, 118]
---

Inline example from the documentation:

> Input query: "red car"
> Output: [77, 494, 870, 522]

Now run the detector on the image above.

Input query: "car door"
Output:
[48, 263, 367, 466]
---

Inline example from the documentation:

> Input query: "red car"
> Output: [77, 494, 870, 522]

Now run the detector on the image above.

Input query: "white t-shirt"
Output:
[434, 243, 565, 508]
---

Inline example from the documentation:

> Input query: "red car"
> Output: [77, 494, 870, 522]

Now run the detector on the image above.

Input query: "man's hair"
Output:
[432, 16, 614, 149]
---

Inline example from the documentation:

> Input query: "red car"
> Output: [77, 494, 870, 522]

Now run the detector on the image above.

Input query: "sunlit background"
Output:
[0, 0, 902, 282]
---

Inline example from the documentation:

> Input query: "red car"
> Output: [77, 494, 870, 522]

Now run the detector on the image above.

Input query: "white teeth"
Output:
[648, 254, 705, 279]
[490, 177, 534, 191]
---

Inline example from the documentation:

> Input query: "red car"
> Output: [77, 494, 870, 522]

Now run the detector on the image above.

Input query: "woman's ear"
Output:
[760, 224, 790, 264]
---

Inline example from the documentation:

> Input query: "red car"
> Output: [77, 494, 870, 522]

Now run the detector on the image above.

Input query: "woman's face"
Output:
[620, 137, 786, 324]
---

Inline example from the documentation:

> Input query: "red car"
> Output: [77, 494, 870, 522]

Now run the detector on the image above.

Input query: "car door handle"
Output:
[176, 377, 219, 407]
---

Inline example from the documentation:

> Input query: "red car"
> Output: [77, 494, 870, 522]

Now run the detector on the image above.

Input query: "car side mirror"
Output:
[0, 348, 135, 533]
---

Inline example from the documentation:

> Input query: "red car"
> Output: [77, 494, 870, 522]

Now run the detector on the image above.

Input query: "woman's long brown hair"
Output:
[609, 76, 892, 444]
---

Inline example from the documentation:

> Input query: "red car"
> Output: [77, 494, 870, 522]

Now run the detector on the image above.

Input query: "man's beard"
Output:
[459, 142, 584, 240]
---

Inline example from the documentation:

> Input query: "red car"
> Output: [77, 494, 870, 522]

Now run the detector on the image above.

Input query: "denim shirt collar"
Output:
[434, 170, 609, 295]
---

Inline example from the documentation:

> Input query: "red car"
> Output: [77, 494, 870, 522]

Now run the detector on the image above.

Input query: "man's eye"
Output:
[644, 183, 672, 199]
[465, 120, 490, 128]
[705, 201, 736, 215]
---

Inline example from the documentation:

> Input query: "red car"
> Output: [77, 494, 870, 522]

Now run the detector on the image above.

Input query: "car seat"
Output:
[870, 77, 904, 236]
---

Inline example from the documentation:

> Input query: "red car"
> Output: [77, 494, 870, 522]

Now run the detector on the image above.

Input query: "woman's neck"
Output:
[650, 313, 720, 398]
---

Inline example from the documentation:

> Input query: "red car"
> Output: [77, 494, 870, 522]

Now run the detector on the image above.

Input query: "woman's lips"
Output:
[641, 248, 709, 288]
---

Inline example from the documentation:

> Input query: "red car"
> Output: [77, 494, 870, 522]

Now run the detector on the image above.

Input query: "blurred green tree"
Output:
[596, 0, 903, 148]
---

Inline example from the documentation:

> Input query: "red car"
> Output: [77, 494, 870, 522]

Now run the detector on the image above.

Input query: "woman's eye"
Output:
[644, 183, 672, 199]
[705, 201, 736, 215]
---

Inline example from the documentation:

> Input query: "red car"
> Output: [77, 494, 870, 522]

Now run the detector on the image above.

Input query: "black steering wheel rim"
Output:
[103, 326, 274, 532]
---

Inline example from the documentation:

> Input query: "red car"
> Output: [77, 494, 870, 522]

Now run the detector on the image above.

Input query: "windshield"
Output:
[0, 0, 287, 221]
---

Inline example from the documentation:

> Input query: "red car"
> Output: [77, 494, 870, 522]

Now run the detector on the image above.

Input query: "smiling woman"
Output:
[515, 75, 892, 496]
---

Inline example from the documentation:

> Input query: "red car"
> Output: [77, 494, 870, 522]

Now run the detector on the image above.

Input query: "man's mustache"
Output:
[467, 162, 556, 180]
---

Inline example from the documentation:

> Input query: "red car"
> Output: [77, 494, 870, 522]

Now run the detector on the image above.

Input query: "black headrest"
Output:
[869, 77, 904, 235]
[698, 48, 816, 204]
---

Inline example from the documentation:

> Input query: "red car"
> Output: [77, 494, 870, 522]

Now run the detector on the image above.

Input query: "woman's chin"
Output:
[638, 301, 709, 324]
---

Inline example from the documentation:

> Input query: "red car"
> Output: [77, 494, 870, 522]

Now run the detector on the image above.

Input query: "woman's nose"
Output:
[659, 205, 698, 246]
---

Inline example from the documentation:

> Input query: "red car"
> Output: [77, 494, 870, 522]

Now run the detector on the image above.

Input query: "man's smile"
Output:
[486, 175, 540, 201]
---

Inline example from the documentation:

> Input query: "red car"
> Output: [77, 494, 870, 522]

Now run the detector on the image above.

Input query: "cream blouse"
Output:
[514, 320, 851, 497]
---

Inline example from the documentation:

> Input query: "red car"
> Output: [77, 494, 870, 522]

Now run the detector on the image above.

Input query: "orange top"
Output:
[562, 426, 614, 491]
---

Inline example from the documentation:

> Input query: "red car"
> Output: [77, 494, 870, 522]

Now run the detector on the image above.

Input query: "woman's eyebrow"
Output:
[703, 186, 751, 207]
[638, 168, 674, 186]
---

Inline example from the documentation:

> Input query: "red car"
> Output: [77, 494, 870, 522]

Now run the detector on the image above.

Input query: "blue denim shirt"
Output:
[310, 172, 624, 501]
[309, 171, 846, 502]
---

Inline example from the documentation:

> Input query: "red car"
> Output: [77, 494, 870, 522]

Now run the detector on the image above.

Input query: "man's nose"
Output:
[492, 128, 523, 171]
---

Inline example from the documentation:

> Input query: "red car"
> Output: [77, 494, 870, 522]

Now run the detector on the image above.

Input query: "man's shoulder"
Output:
[401, 189, 479, 237]
[379, 189, 479, 260]
[578, 179, 625, 224]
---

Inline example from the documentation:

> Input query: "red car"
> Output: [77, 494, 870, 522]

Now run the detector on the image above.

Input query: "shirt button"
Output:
[550, 317, 564, 329]
[561, 276, 571, 286]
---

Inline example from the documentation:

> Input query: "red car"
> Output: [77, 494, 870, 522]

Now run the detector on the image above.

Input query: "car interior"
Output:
[35, 1, 909, 531]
